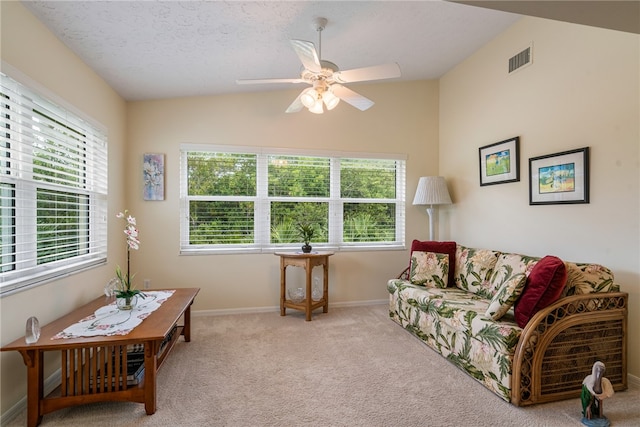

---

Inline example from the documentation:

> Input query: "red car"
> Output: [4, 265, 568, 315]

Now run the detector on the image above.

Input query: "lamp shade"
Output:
[412, 176, 452, 205]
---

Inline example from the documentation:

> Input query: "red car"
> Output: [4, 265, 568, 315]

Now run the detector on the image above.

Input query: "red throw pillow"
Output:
[514, 255, 567, 328]
[410, 240, 456, 287]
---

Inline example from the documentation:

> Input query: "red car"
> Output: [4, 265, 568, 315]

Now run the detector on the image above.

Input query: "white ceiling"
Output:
[21, 1, 522, 101]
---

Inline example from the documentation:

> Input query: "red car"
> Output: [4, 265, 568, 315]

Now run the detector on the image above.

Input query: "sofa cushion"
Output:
[410, 240, 456, 286]
[409, 251, 449, 288]
[388, 280, 522, 354]
[562, 262, 616, 296]
[487, 253, 539, 297]
[514, 256, 567, 327]
[485, 255, 529, 320]
[454, 245, 500, 298]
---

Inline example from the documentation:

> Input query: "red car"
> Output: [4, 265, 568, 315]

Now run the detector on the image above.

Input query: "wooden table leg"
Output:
[183, 303, 192, 342]
[21, 349, 44, 427]
[323, 258, 329, 313]
[143, 342, 158, 415]
[280, 259, 286, 316]
[305, 258, 313, 321]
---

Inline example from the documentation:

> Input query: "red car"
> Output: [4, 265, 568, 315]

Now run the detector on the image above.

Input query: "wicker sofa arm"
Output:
[397, 267, 410, 280]
[511, 291, 628, 406]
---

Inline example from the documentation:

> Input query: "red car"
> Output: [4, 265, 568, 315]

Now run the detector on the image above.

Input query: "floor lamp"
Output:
[412, 176, 452, 241]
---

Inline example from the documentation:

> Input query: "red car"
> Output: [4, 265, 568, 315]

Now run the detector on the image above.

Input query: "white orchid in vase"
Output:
[115, 210, 145, 302]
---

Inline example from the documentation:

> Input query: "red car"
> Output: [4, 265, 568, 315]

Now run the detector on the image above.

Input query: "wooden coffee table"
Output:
[1, 287, 199, 427]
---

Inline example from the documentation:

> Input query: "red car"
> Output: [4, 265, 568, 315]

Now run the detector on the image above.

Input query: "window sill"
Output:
[179, 244, 406, 256]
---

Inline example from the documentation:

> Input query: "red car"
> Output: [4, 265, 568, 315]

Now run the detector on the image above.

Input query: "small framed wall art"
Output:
[479, 137, 520, 186]
[143, 153, 165, 201]
[529, 147, 589, 205]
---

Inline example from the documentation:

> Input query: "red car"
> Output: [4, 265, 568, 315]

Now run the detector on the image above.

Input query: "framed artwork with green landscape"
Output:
[479, 137, 520, 186]
[529, 147, 589, 205]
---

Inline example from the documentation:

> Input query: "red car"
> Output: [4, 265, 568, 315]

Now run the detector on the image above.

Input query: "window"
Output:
[0, 72, 108, 296]
[180, 144, 405, 254]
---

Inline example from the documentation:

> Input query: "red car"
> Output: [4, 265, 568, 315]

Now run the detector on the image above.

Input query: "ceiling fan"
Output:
[236, 17, 401, 114]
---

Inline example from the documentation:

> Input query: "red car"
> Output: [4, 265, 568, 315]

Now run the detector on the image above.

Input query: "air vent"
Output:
[509, 45, 532, 73]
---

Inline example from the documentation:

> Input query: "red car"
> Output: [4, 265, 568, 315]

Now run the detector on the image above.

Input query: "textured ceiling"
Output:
[21, 1, 522, 101]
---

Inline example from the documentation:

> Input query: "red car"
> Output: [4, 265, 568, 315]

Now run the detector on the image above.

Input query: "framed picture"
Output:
[529, 147, 589, 205]
[479, 137, 520, 186]
[143, 153, 165, 201]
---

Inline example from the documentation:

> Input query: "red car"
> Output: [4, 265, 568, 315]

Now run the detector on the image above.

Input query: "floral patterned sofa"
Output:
[387, 241, 628, 406]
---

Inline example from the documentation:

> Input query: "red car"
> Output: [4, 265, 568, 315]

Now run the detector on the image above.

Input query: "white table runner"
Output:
[52, 290, 175, 339]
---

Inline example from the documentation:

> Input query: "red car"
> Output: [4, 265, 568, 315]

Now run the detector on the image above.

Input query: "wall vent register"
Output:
[509, 45, 532, 73]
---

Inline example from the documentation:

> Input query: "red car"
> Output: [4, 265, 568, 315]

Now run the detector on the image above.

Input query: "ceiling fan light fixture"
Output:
[300, 88, 318, 108]
[238, 17, 400, 114]
[322, 89, 340, 110]
[309, 99, 324, 114]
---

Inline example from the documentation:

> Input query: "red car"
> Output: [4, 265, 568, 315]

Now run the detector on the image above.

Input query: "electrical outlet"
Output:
[143, 279, 150, 289]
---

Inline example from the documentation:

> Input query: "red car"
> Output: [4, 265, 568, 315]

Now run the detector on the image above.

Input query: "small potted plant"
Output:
[296, 222, 315, 253]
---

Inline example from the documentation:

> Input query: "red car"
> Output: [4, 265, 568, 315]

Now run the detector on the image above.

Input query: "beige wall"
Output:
[0, 2, 127, 414]
[439, 17, 640, 377]
[125, 80, 439, 312]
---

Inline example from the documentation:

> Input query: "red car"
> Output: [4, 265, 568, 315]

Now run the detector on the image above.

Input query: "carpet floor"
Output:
[5, 304, 639, 426]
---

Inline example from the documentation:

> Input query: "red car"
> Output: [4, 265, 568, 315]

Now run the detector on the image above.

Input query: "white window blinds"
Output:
[0, 72, 108, 296]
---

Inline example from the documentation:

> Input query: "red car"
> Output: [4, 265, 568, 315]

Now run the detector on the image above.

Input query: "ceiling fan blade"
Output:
[290, 39, 322, 73]
[236, 78, 305, 85]
[285, 91, 305, 113]
[331, 84, 374, 111]
[333, 63, 401, 83]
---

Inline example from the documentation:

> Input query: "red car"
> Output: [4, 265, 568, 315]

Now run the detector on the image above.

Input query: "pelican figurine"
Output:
[581, 361, 615, 426]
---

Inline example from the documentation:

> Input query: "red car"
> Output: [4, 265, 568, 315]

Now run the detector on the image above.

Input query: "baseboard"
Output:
[628, 372, 640, 389]
[192, 299, 387, 317]
[1, 369, 61, 427]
